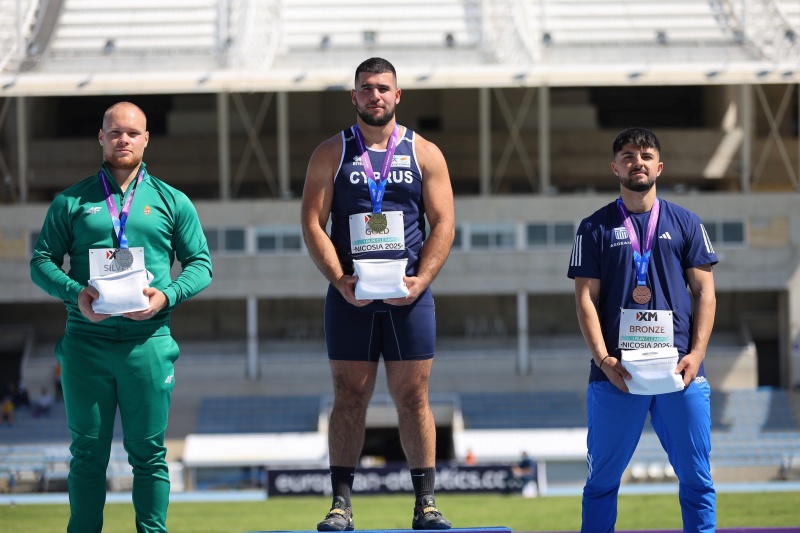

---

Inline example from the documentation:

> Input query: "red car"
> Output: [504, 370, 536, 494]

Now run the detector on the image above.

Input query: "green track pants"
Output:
[56, 330, 179, 533]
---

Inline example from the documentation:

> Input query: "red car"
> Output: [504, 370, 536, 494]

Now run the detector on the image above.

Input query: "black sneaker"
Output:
[317, 496, 354, 532]
[412, 495, 451, 530]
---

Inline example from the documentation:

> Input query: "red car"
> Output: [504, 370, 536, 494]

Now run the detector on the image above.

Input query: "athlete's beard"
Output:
[620, 174, 656, 193]
[105, 154, 142, 171]
[357, 104, 395, 127]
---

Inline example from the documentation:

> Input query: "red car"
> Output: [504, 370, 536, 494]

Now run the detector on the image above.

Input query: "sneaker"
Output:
[317, 496, 354, 532]
[412, 495, 451, 530]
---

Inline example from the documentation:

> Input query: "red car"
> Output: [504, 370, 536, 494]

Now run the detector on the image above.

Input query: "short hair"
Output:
[102, 101, 147, 129]
[354, 57, 397, 85]
[612, 127, 661, 156]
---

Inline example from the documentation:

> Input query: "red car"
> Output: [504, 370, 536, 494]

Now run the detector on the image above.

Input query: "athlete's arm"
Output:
[385, 135, 454, 306]
[161, 193, 213, 307]
[676, 264, 716, 386]
[575, 276, 631, 391]
[301, 135, 369, 307]
[30, 195, 85, 304]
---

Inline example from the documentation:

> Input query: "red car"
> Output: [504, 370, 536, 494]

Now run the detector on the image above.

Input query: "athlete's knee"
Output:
[584, 463, 627, 490]
[333, 383, 373, 412]
[69, 433, 112, 477]
[679, 478, 716, 496]
[123, 434, 167, 473]
[392, 386, 430, 415]
[673, 458, 713, 486]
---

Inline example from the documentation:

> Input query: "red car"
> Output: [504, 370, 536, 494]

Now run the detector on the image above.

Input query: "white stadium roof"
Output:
[1, 0, 799, 96]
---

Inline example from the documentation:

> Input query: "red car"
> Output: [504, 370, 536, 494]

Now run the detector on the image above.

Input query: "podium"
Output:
[247, 526, 511, 533]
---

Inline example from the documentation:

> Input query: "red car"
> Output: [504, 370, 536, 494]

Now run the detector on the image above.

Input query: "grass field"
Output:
[2, 492, 799, 532]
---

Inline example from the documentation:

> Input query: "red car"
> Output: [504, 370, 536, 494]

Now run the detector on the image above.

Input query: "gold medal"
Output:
[367, 213, 388, 233]
[632, 286, 651, 304]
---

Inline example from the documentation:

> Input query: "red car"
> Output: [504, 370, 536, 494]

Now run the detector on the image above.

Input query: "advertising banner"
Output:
[266, 464, 536, 497]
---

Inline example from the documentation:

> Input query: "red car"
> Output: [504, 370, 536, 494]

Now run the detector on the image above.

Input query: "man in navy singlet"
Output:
[568, 128, 717, 532]
[301, 57, 455, 532]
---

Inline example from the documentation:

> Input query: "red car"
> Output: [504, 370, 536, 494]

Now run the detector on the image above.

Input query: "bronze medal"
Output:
[632, 286, 651, 304]
[367, 213, 387, 233]
[115, 248, 134, 269]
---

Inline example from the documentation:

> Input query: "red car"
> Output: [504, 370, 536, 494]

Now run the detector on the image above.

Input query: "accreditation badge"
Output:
[348, 211, 405, 255]
[618, 309, 674, 350]
[89, 247, 146, 279]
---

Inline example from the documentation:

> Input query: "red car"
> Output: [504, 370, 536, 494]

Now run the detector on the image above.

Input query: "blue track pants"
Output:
[581, 379, 716, 533]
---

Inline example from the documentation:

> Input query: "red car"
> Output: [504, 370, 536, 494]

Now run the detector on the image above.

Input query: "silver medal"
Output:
[115, 248, 134, 269]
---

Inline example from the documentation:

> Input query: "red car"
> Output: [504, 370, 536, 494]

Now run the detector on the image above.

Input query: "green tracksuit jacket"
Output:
[30, 161, 212, 335]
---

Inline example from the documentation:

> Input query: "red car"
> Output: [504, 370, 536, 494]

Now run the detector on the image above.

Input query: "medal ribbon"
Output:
[616, 197, 660, 288]
[100, 168, 143, 249]
[353, 124, 401, 214]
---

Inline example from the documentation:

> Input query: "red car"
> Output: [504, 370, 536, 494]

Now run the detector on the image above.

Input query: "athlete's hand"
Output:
[77, 286, 112, 323]
[675, 352, 703, 387]
[602, 356, 632, 393]
[336, 274, 372, 307]
[123, 288, 168, 321]
[384, 276, 425, 306]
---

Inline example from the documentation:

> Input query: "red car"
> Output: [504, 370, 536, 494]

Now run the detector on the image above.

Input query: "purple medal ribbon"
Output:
[616, 197, 660, 288]
[100, 169, 143, 249]
[353, 124, 401, 214]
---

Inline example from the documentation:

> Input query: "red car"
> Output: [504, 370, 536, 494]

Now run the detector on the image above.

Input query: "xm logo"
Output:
[636, 311, 658, 321]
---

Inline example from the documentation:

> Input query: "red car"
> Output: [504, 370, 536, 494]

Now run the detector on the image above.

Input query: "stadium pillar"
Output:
[16, 96, 28, 203]
[538, 85, 550, 195]
[785, 276, 800, 389]
[217, 92, 231, 200]
[247, 295, 259, 380]
[739, 84, 752, 192]
[479, 87, 491, 196]
[277, 91, 291, 199]
[516, 290, 530, 375]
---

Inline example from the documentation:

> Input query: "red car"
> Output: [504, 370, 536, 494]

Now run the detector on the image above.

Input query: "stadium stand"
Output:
[632, 387, 800, 476]
[196, 395, 321, 434]
[537, 0, 749, 62]
[0, 400, 70, 444]
[278, 0, 477, 53]
[460, 391, 585, 429]
[0, 0, 37, 71]
[10, 0, 280, 72]
[1, 0, 800, 494]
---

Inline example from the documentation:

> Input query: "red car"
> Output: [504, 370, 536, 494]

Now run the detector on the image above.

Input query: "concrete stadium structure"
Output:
[1, 0, 799, 487]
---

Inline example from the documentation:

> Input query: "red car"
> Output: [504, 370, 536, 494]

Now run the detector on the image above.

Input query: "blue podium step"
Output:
[247, 526, 511, 533]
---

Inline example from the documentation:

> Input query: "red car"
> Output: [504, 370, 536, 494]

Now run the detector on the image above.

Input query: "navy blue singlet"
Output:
[330, 125, 425, 276]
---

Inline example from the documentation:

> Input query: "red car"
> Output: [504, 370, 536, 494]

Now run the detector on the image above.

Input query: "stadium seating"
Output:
[2, 0, 800, 495]
[44, 0, 218, 67]
[0, 400, 123, 444]
[13, 0, 279, 72]
[280, 0, 475, 50]
[196, 395, 322, 434]
[632, 387, 800, 469]
[0, 0, 37, 71]
[5, 0, 798, 75]
[460, 391, 586, 429]
[0, 441, 130, 492]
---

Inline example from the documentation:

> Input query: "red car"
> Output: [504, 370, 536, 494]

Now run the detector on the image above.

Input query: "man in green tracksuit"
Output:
[30, 101, 212, 533]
